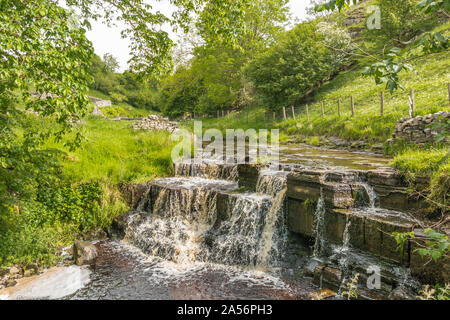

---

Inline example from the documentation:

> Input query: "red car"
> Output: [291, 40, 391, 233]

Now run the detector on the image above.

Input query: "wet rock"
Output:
[119, 183, 150, 209]
[371, 143, 384, 152]
[237, 164, 262, 192]
[324, 209, 349, 245]
[73, 241, 98, 266]
[287, 170, 357, 209]
[312, 265, 342, 291]
[410, 229, 450, 284]
[288, 198, 315, 237]
[367, 167, 405, 187]
[109, 211, 135, 240]
[328, 136, 349, 147]
[388, 287, 417, 300]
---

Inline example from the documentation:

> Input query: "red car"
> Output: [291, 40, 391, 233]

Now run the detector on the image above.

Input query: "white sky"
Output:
[85, 1, 310, 72]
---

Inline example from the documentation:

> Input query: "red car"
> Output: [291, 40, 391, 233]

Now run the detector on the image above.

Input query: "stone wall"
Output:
[389, 111, 449, 145]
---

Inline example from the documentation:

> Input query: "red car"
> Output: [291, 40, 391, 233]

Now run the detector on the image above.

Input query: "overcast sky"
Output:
[85, 1, 310, 72]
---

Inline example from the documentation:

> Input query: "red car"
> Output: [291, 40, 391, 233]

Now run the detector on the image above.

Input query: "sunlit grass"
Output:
[46, 118, 176, 184]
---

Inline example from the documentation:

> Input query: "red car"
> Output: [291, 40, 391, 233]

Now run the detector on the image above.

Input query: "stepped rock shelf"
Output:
[114, 145, 448, 300]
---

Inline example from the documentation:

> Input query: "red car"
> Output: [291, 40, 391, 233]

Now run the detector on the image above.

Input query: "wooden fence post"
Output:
[321, 101, 325, 118]
[448, 83, 450, 105]
[351, 96, 355, 117]
[338, 99, 341, 117]
[306, 104, 310, 122]
[409, 90, 415, 118]
[291, 105, 296, 119]
[273, 112, 276, 121]
[380, 91, 384, 116]
[282, 107, 287, 121]
[217, 110, 220, 118]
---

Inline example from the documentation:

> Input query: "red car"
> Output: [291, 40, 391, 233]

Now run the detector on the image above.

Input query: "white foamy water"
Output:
[1, 266, 91, 300]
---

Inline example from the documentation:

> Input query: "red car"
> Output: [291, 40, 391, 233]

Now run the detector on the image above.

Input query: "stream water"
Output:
[1, 144, 398, 300]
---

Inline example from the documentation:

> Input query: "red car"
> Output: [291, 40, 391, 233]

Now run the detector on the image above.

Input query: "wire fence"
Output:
[191, 83, 450, 123]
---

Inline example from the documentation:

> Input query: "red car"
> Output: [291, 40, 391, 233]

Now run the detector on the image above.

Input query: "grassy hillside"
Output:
[278, 48, 450, 146]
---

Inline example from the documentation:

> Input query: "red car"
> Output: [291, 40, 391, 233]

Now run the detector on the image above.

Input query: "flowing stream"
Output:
[2, 144, 411, 300]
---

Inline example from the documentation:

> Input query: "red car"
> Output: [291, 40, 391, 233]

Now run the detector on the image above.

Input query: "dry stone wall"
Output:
[389, 111, 449, 145]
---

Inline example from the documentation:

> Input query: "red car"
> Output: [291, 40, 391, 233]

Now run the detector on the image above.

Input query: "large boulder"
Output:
[73, 241, 97, 266]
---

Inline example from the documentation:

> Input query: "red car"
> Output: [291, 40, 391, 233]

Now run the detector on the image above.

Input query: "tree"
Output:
[246, 22, 337, 111]
[377, 0, 437, 43]
[158, 0, 291, 116]
[315, 0, 449, 93]
[0, 0, 261, 214]
[103, 53, 120, 73]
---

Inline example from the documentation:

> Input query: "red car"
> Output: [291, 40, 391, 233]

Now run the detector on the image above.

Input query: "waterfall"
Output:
[337, 216, 352, 295]
[124, 183, 222, 264]
[205, 194, 274, 266]
[124, 171, 289, 269]
[313, 189, 326, 258]
[174, 161, 238, 181]
[257, 188, 287, 267]
[256, 170, 288, 197]
[358, 181, 377, 209]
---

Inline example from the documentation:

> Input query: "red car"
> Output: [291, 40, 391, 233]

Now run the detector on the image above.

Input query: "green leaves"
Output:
[0, 0, 93, 212]
[416, 228, 450, 262]
[247, 22, 337, 110]
[392, 231, 415, 255]
[393, 228, 449, 263]
[361, 48, 414, 94]
[415, 31, 450, 54]
[417, 0, 450, 13]
[315, 0, 363, 12]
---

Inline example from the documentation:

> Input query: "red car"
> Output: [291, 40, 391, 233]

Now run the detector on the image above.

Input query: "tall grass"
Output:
[48, 118, 176, 183]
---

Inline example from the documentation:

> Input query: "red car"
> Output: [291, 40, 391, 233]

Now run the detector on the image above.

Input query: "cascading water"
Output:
[257, 188, 287, 267]
[124, 178, 232, 264]
[358, 181, 377, 209]
[336, 216, 352, 294]
[174, 160, 238, 181]
[124, 167, 290, 270]
[312, 189, 327, 258]
[255, 170, 289, 267]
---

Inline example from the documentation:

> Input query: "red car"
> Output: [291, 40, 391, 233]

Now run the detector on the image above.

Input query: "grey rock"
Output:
[73, 241, 98, 266]
[388, 287, 416, 300]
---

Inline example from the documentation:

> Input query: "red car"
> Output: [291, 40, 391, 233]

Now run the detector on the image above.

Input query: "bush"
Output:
[246, 22, 339, 111]
[377, 0, 438, 43]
